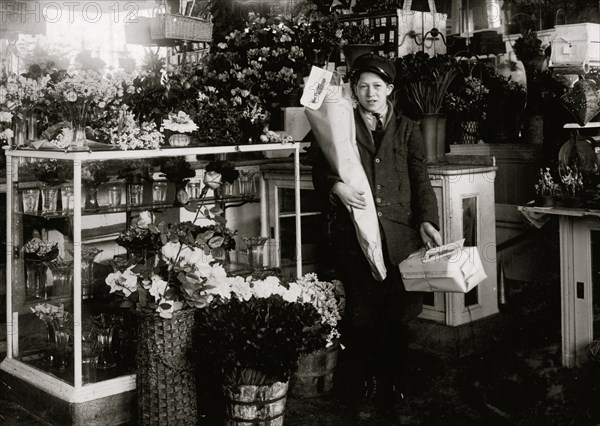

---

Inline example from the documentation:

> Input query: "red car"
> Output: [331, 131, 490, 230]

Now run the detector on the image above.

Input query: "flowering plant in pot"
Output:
[534, 167, 557, 207]
[19, 159, 73, 186]
[443, 76, 489, 144]
[161, 111, 198, 147]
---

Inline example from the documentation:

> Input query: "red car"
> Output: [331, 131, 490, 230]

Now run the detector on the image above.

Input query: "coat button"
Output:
[375, 158, 381, 164]
[377, 211, 382, 217]
[376, 184, 382, 189]
[376, 197, 381, 203]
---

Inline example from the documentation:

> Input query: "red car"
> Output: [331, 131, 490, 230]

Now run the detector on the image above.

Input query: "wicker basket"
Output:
[136, 309, 197, 425]
[151, 13, 213, 43]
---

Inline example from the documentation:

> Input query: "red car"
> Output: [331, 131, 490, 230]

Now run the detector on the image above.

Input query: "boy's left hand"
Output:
[419, 222, 442, 249]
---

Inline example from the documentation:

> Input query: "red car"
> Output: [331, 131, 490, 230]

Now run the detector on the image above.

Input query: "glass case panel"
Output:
[592, 230, 600, 340]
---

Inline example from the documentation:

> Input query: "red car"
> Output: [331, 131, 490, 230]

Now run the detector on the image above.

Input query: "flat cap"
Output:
[351, 53, 396, 84]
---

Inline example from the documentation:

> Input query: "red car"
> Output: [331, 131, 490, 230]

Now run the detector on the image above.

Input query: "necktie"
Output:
[372, 112, 384, 151]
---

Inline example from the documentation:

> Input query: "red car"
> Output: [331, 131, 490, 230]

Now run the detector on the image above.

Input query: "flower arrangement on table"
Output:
[42, 69, 121, 147]
[108, 109, 164, 151]
[161, 111, 198, 147]
[0, 111, 14, 144]
[30, 302, 71, 325]
[19, 159, 73, 186]
[535, 167, 557, 197]
[194, 271, 341, 386]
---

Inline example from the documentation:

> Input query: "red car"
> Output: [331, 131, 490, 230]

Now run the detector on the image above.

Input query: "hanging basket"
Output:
[136, 309, 197, 426]
[560, 79, 600, 127]
[151, 13, 213, 43]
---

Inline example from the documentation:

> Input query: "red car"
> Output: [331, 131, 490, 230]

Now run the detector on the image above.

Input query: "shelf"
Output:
[563, 122, 600, 129]
[19, 195, 260, 218]
[278, 211, 322, 219]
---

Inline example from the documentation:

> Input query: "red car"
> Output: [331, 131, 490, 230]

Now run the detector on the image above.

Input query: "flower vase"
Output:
[460, 121, 480, 144]
[48, 262, 73, 297]
[223, 380, 289, 425]
[84, 185, 100, 211]
[420, 114, 442, 163]
[168, 133, 191, 147]
[26, 261, 48, 299]
[174, 182, 189, 206]
[40, 184, 59, 213]
[127, 183, 144, 206]
[95, 324, 117, 369]
[136, 310, 197, 425]
[242, 237, 267, 271]
[70, 125, 87, 150]
[50, 321, 71, 371]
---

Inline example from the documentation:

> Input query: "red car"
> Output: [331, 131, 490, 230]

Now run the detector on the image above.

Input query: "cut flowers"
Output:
[444, 76, 489, 122]
[161, 111, 198, 134]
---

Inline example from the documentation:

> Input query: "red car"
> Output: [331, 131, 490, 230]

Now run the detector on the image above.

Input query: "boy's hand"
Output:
[332, 182, 367, 209]
[419, 222, 442, 249]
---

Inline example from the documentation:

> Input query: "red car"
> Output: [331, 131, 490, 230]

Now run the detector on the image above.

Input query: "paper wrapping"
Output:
[304, 84, 387, 281]
[399, 240, 487, 293]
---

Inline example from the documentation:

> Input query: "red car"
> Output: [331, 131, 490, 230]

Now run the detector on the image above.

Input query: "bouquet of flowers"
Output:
[161, 111, 198, 134]
[23, 233, 59, 262]
[109, 110, 164, 151]
[115, 211, 162, 258]
[106, 211, 231, 319]
[0, 111, 13, 144]
[30, 302, 72, 326]
[560, 165, 584, 197]
[194, 272, 341, 385]
[19, 159, 73, 185]
[444, 76, 489, 122]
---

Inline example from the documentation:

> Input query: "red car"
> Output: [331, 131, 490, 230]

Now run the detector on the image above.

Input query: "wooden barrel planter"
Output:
[223, 381, 288, 426]
[290, 343, 339, 398]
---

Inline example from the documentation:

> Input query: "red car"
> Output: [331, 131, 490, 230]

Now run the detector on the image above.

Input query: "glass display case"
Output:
[1, 143, 303, 424]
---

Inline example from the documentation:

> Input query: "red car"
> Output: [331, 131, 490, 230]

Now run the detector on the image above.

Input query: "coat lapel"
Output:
[354, 109, 376, 156]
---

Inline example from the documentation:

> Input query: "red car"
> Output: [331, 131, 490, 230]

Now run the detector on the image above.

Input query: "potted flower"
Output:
[339, 23, 379, 70]
[443, 76, 489, 144]
[534, 167, 557, 207]
[161, 110, 198, 147]
[193, 272, 340, 424]
[395, 52, 458, 162]
[559, 164, 585, 207]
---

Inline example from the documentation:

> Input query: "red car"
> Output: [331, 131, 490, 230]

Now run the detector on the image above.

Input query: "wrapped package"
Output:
[399, 239, 486, 293]
[303, 67, 387, 281]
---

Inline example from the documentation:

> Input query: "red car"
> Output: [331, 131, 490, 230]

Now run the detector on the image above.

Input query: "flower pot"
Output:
[460, 120, 480, 144]
[223, 380, 288, 426]
[169, 133, 191, 147]
[290, 342, 339, 398]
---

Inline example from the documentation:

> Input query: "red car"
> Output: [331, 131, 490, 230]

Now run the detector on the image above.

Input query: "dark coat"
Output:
[312, 107, 439, 267]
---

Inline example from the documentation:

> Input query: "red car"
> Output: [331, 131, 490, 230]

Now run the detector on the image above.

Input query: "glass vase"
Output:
[173, 182, 189, 206]
[81, 248, 102, 299]
[25, 261, 47, 299]
[40, 184, 59, 213]
[84, 185, 100, 211]
[61, 184, 74, 212]
[242, 237, 268, 271]
[21, 188, 40, 214]
[50, 321, 71, 371]
[127, 183, 144, 206]
[48, 261, 73, 297]
[70, 124, 87, 150]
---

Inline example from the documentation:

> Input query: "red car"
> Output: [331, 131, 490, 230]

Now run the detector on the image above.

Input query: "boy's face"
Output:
[354, 71, 394, 113]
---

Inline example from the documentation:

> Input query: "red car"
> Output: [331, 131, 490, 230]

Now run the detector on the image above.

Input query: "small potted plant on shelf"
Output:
[30, 302, 73, 370]
[534, 167, 557, 207]
[161, 110, 199, 147]
[559, 164, 585, 208]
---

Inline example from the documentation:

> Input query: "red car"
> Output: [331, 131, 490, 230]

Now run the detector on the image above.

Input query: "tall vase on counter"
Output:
[420, 114, 445, 164]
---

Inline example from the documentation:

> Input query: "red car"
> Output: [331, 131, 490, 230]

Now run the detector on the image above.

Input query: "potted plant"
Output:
[109, 110, 164, 151]
[339, 23, 379, 70]
[193, 272, 340, 424]
[534, 167, 557, 207]
[30, 302, 73, 370]
[161, 110, 198, 147]
[559, 164, 585, 207]
[443, 76, 489, 144]
[395, 52, 458, 162]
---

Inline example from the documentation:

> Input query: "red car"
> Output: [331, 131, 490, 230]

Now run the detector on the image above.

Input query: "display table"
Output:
[519, 205, 600, 367]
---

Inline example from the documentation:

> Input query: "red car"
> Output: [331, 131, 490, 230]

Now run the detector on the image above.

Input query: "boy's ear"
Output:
[386, 84, 394, 96]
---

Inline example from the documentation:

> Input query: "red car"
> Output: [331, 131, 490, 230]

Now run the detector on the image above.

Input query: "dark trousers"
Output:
[334, 235, 423, 384]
